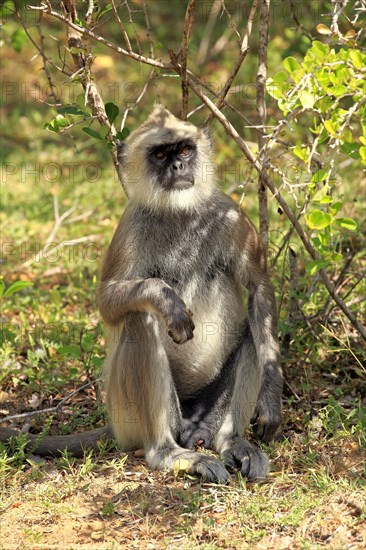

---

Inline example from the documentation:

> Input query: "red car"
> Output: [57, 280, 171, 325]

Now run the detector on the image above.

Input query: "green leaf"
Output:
[44, 115, 68, 133]
[324, 119, 336, 134]
[312, 41, 329, 60]
[349, 50, 363, 70]
[0, 1, 15, 18]
[266, 78, 281, 100]
[317, 97, 334, 114]
[11, 28, 27, 52]
[82, 127, 104, 140]
[329, 201, 343, 215]
[0, 280, 4, 298]
[105, 102, 120, 125]
[293, 145, 310, 162]
[360, 146, 366, 164]
[58, 345, 81, 359]
[305, 260, 330, 276]
[311, 186, 330, 203]
[300, 90, 315, 109]
[75, 18, 85, 27]
[283, 57, 300, 73]
[54, 114, 68, 127]
[305, 209, 332, 229]
[335, 217, 357, 231]
[57, 105, 85, 116]
[44, 122, 58, 133]
[2, 281, 33, 298]
[332, 84, 348, 97]
[310, 169, 328, 184]
[340, 142, 360, 159]
[76, 94, 92, 116]
[92, 356, 104, 367]
[115, 128, 130, 141]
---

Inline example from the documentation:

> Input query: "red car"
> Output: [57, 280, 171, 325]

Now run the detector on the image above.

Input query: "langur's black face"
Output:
[147, 139, 197, 191]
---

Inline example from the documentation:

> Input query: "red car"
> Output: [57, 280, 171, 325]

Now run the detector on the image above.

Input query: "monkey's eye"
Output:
[181, 146, 191, 156]
[155, 151, 166, 159]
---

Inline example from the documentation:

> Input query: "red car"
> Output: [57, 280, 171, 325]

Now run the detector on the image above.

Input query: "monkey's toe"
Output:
[191, 455, 230, 483]
[221, 439, 269, 480]
[252, 415, 282, 443]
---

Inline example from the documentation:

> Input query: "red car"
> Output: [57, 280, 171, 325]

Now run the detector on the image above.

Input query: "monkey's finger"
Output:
[261, 423, 280, 443]
[168, 329, 182, 344]
[185, 326, 194, 342]
[185, 309, 195, 331]
[253, 418, 279, 443]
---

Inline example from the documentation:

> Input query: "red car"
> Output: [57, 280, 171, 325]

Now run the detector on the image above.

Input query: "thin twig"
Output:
[110, 0, 132, 52]
[180, 0, 196, 120]
[0, 378, 103, 424]
[205, 0, 259, 124]
[120, 68, 156, 130]
[256, 0, 270, 249]
[21, 197, 97, 268]
[28, 3, 171, 70]
[197, 0, 221, 65]
[123, 0, 142, 56]
[331, 0, 350, 36]
[181, 71, 366, 341]
[16, 10, 68, 79]
[282, 247, 299, 354]
[142, 1, 155, 60]
[29, 2, 366, 341]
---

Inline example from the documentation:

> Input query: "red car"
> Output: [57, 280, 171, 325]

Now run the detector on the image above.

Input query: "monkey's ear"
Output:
[202, 125, 213, 147]
[116, 140, 126, 164]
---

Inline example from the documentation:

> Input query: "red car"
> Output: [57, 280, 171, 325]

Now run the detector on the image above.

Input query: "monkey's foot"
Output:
[221, 437, 269, 480]
[146, 446, 230, 483]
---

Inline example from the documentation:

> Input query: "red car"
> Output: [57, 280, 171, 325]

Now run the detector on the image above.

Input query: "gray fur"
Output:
[100, 106, 282, 482]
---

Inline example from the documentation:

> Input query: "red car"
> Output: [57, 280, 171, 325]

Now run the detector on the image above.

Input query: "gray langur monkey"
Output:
[99, 105, 283, 482]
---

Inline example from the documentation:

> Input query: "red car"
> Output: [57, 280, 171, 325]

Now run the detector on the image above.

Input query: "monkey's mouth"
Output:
[167, 177, 194, 191]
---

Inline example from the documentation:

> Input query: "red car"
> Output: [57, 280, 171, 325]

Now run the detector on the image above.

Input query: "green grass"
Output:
[1, 4, 365, 547]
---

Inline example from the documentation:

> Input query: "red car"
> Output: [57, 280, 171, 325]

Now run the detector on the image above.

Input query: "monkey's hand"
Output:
[165, 296, 195, 344]
[251, 396, 282, 443]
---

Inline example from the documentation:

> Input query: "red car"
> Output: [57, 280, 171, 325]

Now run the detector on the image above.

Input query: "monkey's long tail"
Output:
[0, 426, 112, 458]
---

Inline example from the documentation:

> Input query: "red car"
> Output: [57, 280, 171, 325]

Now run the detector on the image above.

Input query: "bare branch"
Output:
[142, 1, 155, 59]
[28, 3, 172, 70]
[257, 0, 270, 249]
[120, 68, 156, 129]
[282, 247, 299, 354]
[123, 0, 142, 55]
[16, 10, 69, 80]
[205, 0, 259, 124]
[21, 197, 98, 268]
[197, 0, 221, 65]
[331, 0, 350, 36]
[180, 0, 196, 120]
[182, 73, 366, 341]
[0, 377, 102, 424]
[110, 0, 132, 52]
[27, 1, 366, 341]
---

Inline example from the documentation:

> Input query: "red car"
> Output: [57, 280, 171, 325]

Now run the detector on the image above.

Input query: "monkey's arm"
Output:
[247, 276, 283, 442]
[99, 278, 194, 344]
[236, 214, 283, 442]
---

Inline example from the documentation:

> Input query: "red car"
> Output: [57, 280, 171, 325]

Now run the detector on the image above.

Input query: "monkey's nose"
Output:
[172, 161, 184, 171]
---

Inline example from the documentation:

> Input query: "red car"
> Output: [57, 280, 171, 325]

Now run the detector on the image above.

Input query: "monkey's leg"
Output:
[105, 312, 229, 483]
[213, 323, 270, 480]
